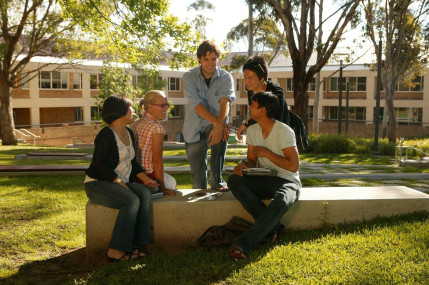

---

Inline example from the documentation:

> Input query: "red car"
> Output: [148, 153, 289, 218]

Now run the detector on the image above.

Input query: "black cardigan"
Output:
[85, 126, 145, 182]
[247, 80, 289, 126]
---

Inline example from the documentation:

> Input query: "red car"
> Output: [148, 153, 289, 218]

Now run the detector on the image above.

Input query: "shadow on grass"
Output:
[1, 248, 94, 285]
[2, 212, 428, 285]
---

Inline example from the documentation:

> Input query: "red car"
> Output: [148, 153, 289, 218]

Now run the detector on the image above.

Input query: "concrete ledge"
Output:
[86, 186, 429, 256]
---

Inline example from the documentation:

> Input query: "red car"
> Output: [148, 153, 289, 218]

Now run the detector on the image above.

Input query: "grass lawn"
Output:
[1, 144, 428, 284]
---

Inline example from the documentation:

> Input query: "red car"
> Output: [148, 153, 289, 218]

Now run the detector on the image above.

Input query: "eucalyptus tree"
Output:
[0, 0, 196, 145]
[266, 0, 361, 126]
[187, 0, 215, 40]
[363, 0, 429, 142]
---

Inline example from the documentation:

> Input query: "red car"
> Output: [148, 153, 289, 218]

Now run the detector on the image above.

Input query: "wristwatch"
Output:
[242, 120, 248, 127]
[238, 160, 248, 166]
[114, 177, 122, 184]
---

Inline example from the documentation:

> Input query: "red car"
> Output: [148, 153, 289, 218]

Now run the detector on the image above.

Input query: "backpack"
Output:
[198, 216, 253, 247]
[286, 109, 309, 151]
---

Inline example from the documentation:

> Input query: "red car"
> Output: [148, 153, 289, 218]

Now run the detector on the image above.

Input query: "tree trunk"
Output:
[0, 80, 17, 145]
[313, 72, 320, 133]
[384, 80, 397, 142]
[293, 68, 309, 127]
[248, 1, 254, 57]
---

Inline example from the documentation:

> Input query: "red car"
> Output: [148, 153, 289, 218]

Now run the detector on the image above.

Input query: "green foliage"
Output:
[223, 54, 248, 72]
[307, 134, 397, 155]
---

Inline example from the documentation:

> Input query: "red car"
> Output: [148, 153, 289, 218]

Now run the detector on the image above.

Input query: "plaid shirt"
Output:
[130, 113, 164, 174]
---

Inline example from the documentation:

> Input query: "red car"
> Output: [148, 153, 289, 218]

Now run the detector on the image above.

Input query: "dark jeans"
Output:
[85, 181, 152, 252]
[185, 125, 227, 189]
[227, 174, 300, 256]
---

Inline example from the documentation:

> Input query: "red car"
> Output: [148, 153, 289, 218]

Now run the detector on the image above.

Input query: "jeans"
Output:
[227, 174, 300, 256]
[185, 125, 227, 189]
[85, 181, 152, 252]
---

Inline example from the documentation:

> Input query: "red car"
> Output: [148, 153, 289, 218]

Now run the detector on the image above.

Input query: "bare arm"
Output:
[252, 145, 300, 173]
[195, 97, 231, 146]
[152, 133, 176, 195]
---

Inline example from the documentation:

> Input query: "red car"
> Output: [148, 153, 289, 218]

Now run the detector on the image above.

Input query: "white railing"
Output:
[14, 129, 41, 145]
[15, 129, 30, 143]
[395, 137, 429, 165]
[21, 129, 41, 145]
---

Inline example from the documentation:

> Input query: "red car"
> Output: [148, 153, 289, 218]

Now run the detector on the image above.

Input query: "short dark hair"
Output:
[252, 91, 279, 119]
[197, 40, 220, 59]
[101, 94, 133, 124]
[243, 55, 268, 81]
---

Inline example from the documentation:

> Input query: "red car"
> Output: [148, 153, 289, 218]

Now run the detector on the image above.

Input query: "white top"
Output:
[247, 120, 301, 187]
[112, 130, 135, 183]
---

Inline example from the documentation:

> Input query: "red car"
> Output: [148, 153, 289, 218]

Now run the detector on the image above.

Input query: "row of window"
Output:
[283, 76, 424, 92]
[20, 72, 425, 93]
[20, 71, 182, 91]
[318, 106, 423, 123]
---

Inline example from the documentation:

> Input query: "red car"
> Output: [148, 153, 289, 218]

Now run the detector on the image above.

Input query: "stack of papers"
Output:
[242, 168, 276, 176]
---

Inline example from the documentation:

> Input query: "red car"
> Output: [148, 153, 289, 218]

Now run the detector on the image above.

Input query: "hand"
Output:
[223, 124, 230, 142]
[140, 175, 159, 190]
[236, 124, 247, 141]
[208, 122, 224, 146]
[252, 146, 271, 158]
[117, 181, 130, 190]
[233, 162, 249, 177]
[161, 188, 177, 196]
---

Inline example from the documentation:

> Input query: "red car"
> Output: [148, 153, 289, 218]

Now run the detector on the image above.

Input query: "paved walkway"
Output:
[165, 162, 429, 194]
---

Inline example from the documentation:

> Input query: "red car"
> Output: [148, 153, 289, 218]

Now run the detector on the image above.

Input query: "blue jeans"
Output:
[85, 181, 152, 252]
[227, 174, 300, 256]
[185, 125, 227, 189]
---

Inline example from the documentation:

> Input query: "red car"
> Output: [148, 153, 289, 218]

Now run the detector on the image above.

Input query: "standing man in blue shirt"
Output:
[182, 40, 235, 191]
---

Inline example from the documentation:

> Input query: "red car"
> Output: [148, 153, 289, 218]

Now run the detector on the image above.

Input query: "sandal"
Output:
[264, 224, 286, 243]
[229, 247, 247, 260]
[132, 245, 149, 257]
[108, 252, 139, 262]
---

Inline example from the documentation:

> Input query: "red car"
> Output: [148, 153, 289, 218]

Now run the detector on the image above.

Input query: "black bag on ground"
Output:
[198, 216, 253, 248]
[287, 109, 309, 151]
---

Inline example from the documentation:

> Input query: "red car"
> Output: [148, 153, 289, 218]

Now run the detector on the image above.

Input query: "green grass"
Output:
[68, 212, 429, 284]
[0, 176, 87, 278]
[1, 143, 429, 283]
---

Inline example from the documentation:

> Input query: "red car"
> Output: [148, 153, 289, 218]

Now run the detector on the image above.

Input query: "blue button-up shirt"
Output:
[182, 66, 235, 143]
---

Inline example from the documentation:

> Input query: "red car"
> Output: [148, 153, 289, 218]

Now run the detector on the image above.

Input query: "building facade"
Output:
[9, 55, 429, 145]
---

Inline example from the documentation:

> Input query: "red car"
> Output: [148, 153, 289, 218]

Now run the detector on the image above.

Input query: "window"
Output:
[286, 78, 294, 91]
[169, 105, 182, 118]
[308, 78, 316, 91]
[395, 107, 422, 124]
[236, 79, 240, 91]
[308, 106, 314, 119]
[168, 77, 180, 91]
[73, 73, 82, 89]
[164, 134, 169, 141]
[21, 72, 29, 89]
[39, 71, 68, 89]
[89, 74, 103, 90]
[397, 76, 424, 92]
[330, 77, 366, 91]
[91, 106, 100, 121]
[74, 107, 83, 122]
[324, 106, 366, 120]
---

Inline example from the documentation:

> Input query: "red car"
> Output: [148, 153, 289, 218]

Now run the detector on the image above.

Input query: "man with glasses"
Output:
[182, 40, 235, 191]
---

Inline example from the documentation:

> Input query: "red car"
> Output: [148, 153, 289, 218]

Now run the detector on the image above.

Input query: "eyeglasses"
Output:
[151, 103, 170, 108]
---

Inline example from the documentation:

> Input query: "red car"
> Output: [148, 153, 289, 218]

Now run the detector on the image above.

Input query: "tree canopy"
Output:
[0, 0, 197, 145]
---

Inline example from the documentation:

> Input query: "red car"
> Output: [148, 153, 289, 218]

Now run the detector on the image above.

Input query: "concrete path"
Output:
[165, 162, 429, 194]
